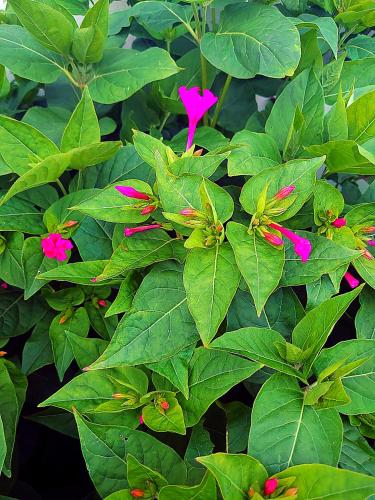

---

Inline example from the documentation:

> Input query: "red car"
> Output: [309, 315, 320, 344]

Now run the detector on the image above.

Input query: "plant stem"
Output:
[166, 39, 171, 53]
[56, 178, 68, 196]
[77, 170, 83, 192]
[159, 112, 171, 133]
[211, 7, 217, 31]
[192, 3, 202, 39]
[211, 74, 232, 128]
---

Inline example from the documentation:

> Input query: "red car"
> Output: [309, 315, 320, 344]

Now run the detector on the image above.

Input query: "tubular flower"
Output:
[269, 223, 312, 262]
[264, 478, 278, 495]
[41, 233, 73, 261]
[139, 415, 144, 425]
[274, 185, 295, 200]
[332, 217, 347, 228]
[368, 240, 375, 247]
[124, 224, 161, 237]
[115, 185, 150, 200]
[178, 86, 218, 150]
[344, 272, 360, 289]
[264, 232, 283, 246]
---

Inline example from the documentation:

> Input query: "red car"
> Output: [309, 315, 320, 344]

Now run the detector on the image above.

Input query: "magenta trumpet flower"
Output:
[178, 86, 218, 150]
[41, 233, 73, 261]
[332, 217, 347, 228]
[269, 223, 312, 262]
[124, 224, 161, 237]
[115, 185, 150, 200]
[274, 185, 295, 200]
[344, 272, 360, 289]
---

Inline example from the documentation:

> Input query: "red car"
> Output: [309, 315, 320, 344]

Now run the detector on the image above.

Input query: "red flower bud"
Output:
[90, 277, 97, 283]
[332, 217, 347, 228]
[285, 487, 298, 497]
[59, 314, 68, 325]
[140, 205, 157, 215]
[193, 148, 204, 157]
[63, 220, 79, 228]
[160, 401, 169, 410]
[264, 478, 278, 495]
[0, 351, 7, 357]
[130, 489, 145, 498]
[248, 487, 255, 497]
[0, 282, 8, 289]
[124, 224, 161, 237]
[139, 415, 144, 425]
[363, 249, 374, 260]
[274, 185, 295, 200]
[180, 208, 198, 217]
[362, 226, 375, 234]
[98, 299, 107, 307]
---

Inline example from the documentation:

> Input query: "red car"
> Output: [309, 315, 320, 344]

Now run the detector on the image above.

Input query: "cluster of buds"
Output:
[112, 390, 140, 407]
[116, 185, 159, 216]
[179, 208, 224, 247]
[248, 477, 298, 499]
[252, 185, 311, 262]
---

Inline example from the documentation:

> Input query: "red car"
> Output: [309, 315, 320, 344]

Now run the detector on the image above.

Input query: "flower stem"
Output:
[211, 74, 232, 128]
[56, 178, 68, 196]
[211, 7, 217, 31]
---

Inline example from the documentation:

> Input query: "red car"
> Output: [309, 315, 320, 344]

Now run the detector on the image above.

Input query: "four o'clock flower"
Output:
[178, 86, 218, 150]
[332, 217, 347, 228]
[274, 185, 295, 200]
[124, 224, 161, 237]
[115, 185, 150, 200]
[264, 478, 278, 495]
[344, 271, 360, 289]
[269, 223, 312, 262]
[368, 240, 375, 247]
[0, 282, 8, 289]
[41, 233, 73, 261]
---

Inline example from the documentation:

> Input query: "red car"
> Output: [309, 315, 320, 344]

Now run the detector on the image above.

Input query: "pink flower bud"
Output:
[344, 272, 360, 289]
[139, 415, 144, 425]
[98, 299, 107, 307]
[0, 282, 8, 289]
[264, 478, 278, 495]
[264, 232, 283, 247]
[140, 205, 157, 215]
[368, 240, 375, 247]
[115, 186, 150, 200]
[160, 401, 169, 410]
[90, 278, 97, 283]
[361, 226, 375, 234]
[362, 249, 374, 260]
[180, 208, 198, 217]
[332, 217, 347, 228]
[274, 185, 295, 200]
[124, 224, 161, 237]
[41, 233, 73, 261]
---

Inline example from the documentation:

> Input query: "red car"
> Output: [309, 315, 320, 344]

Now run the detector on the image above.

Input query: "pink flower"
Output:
[178, 86, 218, 150]
[269, 223, 312, 262]
[274, 185, 295, 200]
[124, 224, 161, 237]
[139, 415, 144, 425]
[264, 478, 278, 495]
[0, 282, 8, 289]
[368, 240, 375, 247]
[344, 272, 360, 289]
[264, 232, 283, 246]
[98, 299, 107, 307]
[180, 208, 198, 217]
[332, 218, 347, 228]
[115, 186, 150, 200]
[41, 234, 73, 261]
[140, 205, 157, 215]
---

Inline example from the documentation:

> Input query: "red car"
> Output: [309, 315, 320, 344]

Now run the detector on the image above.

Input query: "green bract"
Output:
[0, 0, 374, 497]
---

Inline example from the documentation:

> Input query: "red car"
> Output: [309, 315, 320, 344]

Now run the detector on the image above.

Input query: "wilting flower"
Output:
[269, 223, 312, 262]
[115, 185, 150, 200]
[124, 224, 161, 237]
[264, 232, 283, 246]
[41, 233, 73, 261]
[274, 185, 295, 200]
[264, 478, 278, 495]
[332, 217, 347, 228]
[0, 282, 8, 289]
[344, 272, 360, 289]
[178, 86, 218, 150]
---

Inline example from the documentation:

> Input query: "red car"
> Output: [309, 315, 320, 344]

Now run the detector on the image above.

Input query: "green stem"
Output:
[192, 3, 202, 39]
[200, 53, 209, 125]
[77, 170, 83, 192]
[211, 74, 232, 128]
[159, 112, 171, 133]
[166, 39, 171, 53]
[56, 178, 68, 196]
[211, 7, 217, 31]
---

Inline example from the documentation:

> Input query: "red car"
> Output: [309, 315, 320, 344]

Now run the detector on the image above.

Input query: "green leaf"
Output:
[347, 34, 375, 59]
[81, 0, 109, 37]
[248, 373, 343, 474]
[355, 286, 375, 339]
[61, 87, 100, 151]
[265, 69, 324, 152]
[38, 260, 111, 285]
[0, 232, 25, 289]
[281, 231, 361, 286]
[179, 348, 261, 427]
[212, 327, 304, 380]
[0, 153, 71, 205]
[169, 151, 229, 178]
[326, 87, 348, 141]
[225, 401, 251, 454]
[275, 463, 375, 499]
[228, 131, 281, 176]
[0, 114, 60, 176]
[142, 395, 185, 435]
[196, 453, 267, 500]
[347, 89, 375, 144]
[226, 222, 285, 315]
[68, 141, 122, 170]
[184, 243, 240, 346]
[201, 3, 300, 79]
[292, 287, 363, 375]
[88, 48, 180, 104]
[313, 179, 345, 224]
[339, 422, 375, 476]
[293, 14, 338, 57]
[159, 471, 217, 500]
[240, 156, 323, 221]
[314, 339, 375, 415]
[0, 292, 46, 339]
[21, 311, 54, 375]
[184, 421, 214, 484]
[40, 366, 148, 413]
[67, 334, 108, 369]
[0, 197, 44, 234]
[89, 262, 199, 369]
[9, 0, 74, 54]
[105, 273, 139, 317]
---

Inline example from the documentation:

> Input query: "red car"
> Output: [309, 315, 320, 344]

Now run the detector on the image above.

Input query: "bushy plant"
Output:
[0, 0, 375, 497]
